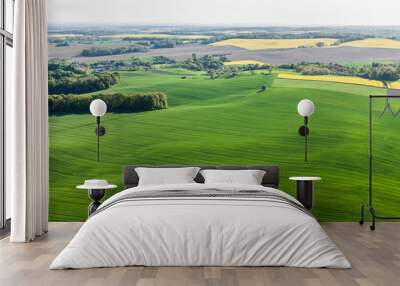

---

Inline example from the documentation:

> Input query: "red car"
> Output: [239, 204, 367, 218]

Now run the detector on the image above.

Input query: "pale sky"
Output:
[48, 0, 400, 26]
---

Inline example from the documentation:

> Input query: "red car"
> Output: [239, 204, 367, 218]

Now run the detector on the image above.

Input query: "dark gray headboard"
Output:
[123, 165, 280, 189]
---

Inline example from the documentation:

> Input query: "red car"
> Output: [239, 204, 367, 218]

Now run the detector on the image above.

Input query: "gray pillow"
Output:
[135, 167, 201, 186]
[200, 169, 266, 185]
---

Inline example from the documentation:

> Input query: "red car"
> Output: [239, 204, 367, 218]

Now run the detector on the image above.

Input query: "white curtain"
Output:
[9, 0, 49, 242]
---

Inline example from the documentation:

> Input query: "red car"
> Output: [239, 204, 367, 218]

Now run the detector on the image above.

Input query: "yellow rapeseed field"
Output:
[224, 60, 266, 66]
[278, 73, 385, 88]
[211, 38, 337, 50]
[340, 38, 400, 49]
[388, 81, 400, 89]
[100, 34, 211, 39]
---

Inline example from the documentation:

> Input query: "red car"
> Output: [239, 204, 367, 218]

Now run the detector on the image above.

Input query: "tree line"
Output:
[80, 44, 148, 57]
[49, 92, 168, 114]
[208, 63, 273, 79]
[123, 38, 183, 49]
[177, 53, 273, 79]
[358, 63, 400, 82]
[180, 54, 227, 71]
[281, 62, 400, 82]
[89, 56, 175, 72]
[48, 60, 120, 94]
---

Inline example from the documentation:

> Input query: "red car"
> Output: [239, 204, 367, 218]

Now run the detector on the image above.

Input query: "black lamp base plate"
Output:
[95, 126, 106, 136]
[298, 125, 309, 136]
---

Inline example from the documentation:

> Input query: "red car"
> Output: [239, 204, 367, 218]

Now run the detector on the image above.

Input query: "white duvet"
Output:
[50, 183, 351, 269]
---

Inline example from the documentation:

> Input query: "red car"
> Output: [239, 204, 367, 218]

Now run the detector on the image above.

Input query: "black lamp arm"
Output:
[94, 116, 106, 162]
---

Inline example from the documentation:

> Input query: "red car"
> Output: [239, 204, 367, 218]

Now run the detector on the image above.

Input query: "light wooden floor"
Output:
[0, 222, 399, 286]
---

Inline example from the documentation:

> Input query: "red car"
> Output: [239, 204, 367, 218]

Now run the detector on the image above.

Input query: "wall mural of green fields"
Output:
[48, 17, 400, 222]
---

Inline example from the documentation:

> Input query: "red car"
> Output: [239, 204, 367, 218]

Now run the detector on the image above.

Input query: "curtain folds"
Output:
[9, 0, 49, 242]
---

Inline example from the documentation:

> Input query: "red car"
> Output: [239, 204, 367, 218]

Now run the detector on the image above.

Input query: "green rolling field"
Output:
[49, 69, 400, 221]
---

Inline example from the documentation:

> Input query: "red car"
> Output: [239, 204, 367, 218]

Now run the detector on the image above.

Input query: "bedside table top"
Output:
[289, 176, 321, 181]
[77, 184, 117, 190]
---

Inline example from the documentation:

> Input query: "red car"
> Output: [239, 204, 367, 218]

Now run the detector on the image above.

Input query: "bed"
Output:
[50, 165, 350, 269]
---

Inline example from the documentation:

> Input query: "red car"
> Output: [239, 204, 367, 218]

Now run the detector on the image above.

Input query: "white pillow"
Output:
[135, 167, 200, 186]
[200, 169, 266, 185]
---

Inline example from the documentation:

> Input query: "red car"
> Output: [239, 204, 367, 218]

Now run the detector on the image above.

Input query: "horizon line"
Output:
[47, 22, 400, 28]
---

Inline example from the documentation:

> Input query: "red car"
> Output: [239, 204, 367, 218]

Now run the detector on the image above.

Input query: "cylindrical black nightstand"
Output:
[289, 177, 321, 210]
[77, 180, 117, 216]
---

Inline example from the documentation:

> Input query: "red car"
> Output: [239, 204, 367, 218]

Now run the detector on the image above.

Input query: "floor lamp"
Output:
[90, 99, 107, 162]
[297, 99, 315, 162]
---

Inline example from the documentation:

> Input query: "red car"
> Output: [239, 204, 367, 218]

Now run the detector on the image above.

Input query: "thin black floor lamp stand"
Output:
[304, 132, 307, 162]
[97, 124, 100, 162]
[297, 99, 314, 162]
[97, 116, 100, 162]
[90, 99, 107, 162]
[95, 116, 106, 162]
[359, 95, 400, 230]
[301, 116, 309, 162]
[297, 99, 315, 163]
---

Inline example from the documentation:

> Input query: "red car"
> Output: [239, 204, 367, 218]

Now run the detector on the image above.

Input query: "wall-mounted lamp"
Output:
[90, 99, 107, 162]
[297, 99, 315, 162]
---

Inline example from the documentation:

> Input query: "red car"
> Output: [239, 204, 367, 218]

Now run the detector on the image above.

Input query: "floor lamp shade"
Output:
[90, 99, 107, 117]
[297, 99, 315, 117]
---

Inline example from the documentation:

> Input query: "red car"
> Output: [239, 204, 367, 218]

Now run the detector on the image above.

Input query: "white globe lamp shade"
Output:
[90, 99, 107, 117]
[297, 99, 315, 117]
